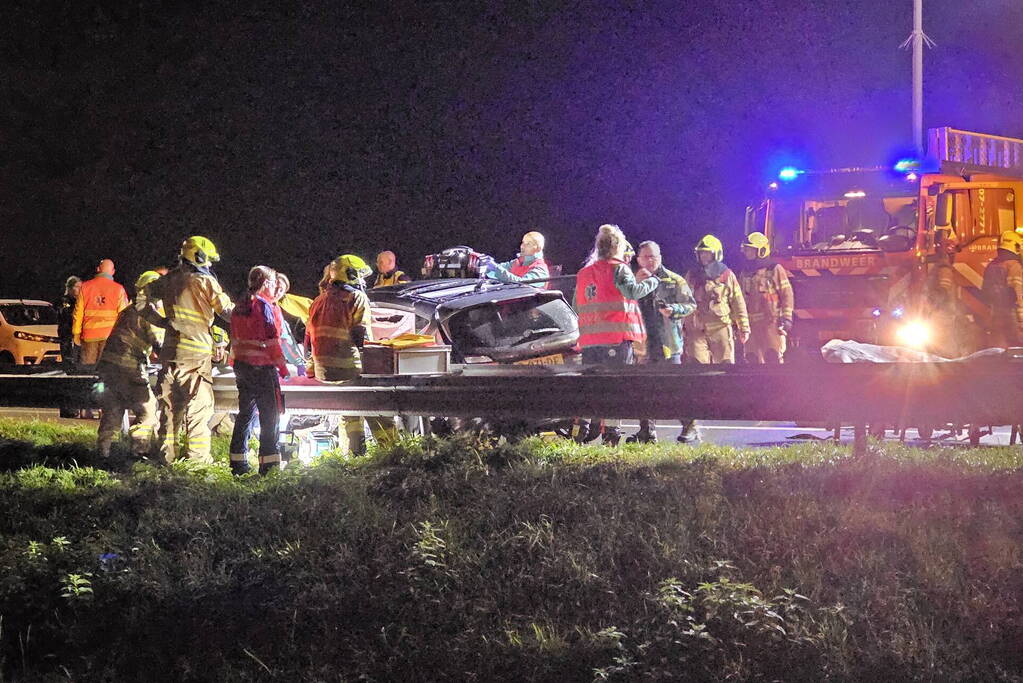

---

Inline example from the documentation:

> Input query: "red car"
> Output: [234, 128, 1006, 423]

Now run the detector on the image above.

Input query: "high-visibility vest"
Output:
[230, 295, 284, 367]
[574, 259, 645, 347]
[73, 275, 129, 342]
[372, 270, 410, 288]
[510, 256, 550, 288]
[151, 265, 233, 362]
[307, 284, 371, 374]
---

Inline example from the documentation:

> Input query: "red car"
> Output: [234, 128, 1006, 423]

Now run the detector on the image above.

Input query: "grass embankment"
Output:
[2, 418, 1023, 681]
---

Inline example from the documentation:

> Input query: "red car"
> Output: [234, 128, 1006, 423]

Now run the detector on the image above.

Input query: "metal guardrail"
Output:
[2, 360, 1023, 454]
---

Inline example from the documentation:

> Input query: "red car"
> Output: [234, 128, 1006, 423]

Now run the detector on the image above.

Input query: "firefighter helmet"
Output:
[134, 270, 162, 291]
[331, 254, 372, 285]
[741, 232, 770, 259]
[694, 234, 723, 262]
[999, 230, 1023, 255]
[180, 236, 220, 267]
[623, 241, 636, 260]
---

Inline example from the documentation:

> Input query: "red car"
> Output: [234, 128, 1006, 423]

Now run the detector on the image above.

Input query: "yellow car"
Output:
[0, 299, 62, 365]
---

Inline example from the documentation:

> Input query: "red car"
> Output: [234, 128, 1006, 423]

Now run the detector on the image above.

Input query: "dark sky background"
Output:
[3, 0, 1023, 300]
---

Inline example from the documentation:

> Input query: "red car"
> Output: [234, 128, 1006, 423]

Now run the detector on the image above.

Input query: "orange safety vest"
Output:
[574, 259, 646, 347]
[510, 256, 550, 289]
[74, 275, 129, 342]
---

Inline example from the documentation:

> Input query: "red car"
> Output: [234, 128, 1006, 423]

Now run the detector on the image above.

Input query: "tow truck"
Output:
[745, 127, 1023, 360]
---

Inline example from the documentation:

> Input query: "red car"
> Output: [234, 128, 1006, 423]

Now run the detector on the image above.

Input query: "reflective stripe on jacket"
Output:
[307, 283, 371, 372]
[684, 265, 749, 335]
[372, 270, 411, 288]
[230, 294, 286, 367]
[72, 275, 129, 342]
[982, 251, 1023, 325]
[739, 263, 793, 324]
[96, 302, 161, 380]
[574, 259, 647, 347]
[150, 265, 233, 362]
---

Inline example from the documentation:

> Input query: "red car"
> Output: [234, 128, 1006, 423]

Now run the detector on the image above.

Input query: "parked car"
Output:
[367, 278, 578, 364]
[0, 299, 62, 365]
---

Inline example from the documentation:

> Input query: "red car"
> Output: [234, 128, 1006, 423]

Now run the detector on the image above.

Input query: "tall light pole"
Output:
[900, 0, 935, 155]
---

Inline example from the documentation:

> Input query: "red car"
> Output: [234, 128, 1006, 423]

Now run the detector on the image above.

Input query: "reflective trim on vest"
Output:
[574, 260, 646, 347]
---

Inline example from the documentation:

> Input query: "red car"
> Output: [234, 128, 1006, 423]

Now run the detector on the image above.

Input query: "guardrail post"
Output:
[853, 422, 867, 457]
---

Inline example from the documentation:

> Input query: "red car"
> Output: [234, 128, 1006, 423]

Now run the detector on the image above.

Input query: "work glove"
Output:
[72, 334, 81, 346]
[738, 328, 750, 345]
[477, 254, 495, 273]
[778, 318, 793, 334]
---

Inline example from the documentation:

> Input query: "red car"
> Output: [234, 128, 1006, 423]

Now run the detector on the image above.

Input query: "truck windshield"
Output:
[770, 196, 917, 253]
[0, 304, 58, 326]
[445, 297, 576, 351]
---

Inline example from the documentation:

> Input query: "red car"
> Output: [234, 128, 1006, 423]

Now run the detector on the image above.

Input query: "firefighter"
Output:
[924, 236, 967, 357]
[982, 230, 1023, 348]
[95, 271, 163, 458]
[147, 236, 234, 464]
[306, 254, 397, 455]
[680, 234, 749, 443]
[371, 251, 412, 288]
[228, 266, 289, 475]
[627, 240, 697, 443]
[573, 224, 659, 445]
[72, 259, 130, 370]
[483, 231, 550, 288]
[738, 232, 793, 364]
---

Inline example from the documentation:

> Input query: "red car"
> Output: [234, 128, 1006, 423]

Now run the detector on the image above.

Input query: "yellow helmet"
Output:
[331, 254, 372, 285]
[694, 234, 723, 262]
[741, 232, 770, 259]
[623, 241, 636, 260]
[999, 230, 1023, 255]
[180, 236, 220, 267]
[134, 270, 162, 292]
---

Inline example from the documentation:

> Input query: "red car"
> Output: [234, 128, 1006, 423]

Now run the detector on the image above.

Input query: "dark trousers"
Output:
[579, 342, 635, 435]
[230, 362, 283, 461]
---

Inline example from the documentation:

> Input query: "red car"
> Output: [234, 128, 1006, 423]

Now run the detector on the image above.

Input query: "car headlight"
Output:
[13, 331, 59, 343]
[895, 321, 931, 348]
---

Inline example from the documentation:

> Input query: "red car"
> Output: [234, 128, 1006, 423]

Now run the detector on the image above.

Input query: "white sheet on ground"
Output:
[821, 339, 1006, 363]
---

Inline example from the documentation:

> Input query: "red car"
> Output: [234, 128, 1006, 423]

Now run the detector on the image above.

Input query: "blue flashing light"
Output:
[871, 308, 882, 318]
[891, 307, 904, 319]
[894, 158, 920, 173]
[778, 167, 802, 182]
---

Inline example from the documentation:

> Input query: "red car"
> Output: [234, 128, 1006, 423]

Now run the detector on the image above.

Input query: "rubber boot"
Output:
[230, 455, 252, 476]
[601, 426, 622, 446]
[677, 421, 701, 444]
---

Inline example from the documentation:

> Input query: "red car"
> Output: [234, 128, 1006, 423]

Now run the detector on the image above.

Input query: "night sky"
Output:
[3, 0, 1023, 300]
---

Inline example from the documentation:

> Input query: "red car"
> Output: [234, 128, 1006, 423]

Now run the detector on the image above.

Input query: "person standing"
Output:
[484, 231, 550, 288]
[982, 230, 1023, 348]
[573, 224, 658, 445]
[679, 234, 749, 443]
[371, 251, 412, 289]
[627, 241, 697, 443]
[737, 232, 793, 364]
[147, 236, 234, 464]
[95, 271, 164, 458]
[228, 266, 289, 475]
[72, 260, 130, 370]
[307, 254, 396, 455]
[56, 276, 83, 417]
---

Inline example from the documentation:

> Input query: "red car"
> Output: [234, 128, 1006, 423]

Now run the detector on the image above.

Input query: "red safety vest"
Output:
[574, 259, 646, 347]
[230, 295, 283, 366]
[511, 256, 549, 288]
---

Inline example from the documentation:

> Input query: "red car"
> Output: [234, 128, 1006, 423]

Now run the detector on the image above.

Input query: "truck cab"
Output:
[746, 127, 1023, 358]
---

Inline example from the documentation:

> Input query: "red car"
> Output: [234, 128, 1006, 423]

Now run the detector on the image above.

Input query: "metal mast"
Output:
[900, 0, 936, 155]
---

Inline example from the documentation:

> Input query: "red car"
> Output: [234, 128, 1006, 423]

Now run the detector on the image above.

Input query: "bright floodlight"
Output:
[896, 321, 931, 348]
[844, 190, 867, 198]
[778, 167, 802, 181]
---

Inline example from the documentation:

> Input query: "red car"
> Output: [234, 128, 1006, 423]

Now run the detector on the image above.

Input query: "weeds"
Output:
[1, 420, 1023, 680]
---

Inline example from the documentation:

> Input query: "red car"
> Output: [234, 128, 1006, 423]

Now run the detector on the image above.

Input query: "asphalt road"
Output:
[2, 408, 1018, 448]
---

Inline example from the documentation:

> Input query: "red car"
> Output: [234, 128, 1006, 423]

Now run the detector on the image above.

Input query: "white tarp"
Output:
[821, 339, 1006, 363]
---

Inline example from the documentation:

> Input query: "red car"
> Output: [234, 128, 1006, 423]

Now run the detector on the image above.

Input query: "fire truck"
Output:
[745, 127, 1023, 359]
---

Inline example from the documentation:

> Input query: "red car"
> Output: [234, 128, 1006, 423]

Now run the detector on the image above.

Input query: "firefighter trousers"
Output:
[314, 363, 398, 455]
[745, 322, 785, 364]
[685, 325, 735, 364]
[229, 362, 283, 473]
[96, 366, 158, 457]
[156, 358, 215, 464]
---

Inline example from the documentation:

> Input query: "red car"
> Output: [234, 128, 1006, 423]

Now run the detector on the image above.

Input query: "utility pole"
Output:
[900, 0, 935, 155]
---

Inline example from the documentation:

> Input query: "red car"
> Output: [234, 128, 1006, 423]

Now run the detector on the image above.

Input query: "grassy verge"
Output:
[1, 422, 1023, 680]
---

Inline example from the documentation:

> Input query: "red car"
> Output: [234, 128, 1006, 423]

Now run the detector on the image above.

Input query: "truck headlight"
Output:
[895, 321, 931, 348]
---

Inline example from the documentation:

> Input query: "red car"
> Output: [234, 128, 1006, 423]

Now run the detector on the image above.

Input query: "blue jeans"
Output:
[229, 362, 282, 465]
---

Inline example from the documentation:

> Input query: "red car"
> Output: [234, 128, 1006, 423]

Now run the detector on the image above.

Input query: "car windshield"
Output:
[1, 304, 57, 326]
[445, 297, 576, 350]
[771, 196, 918, 253]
